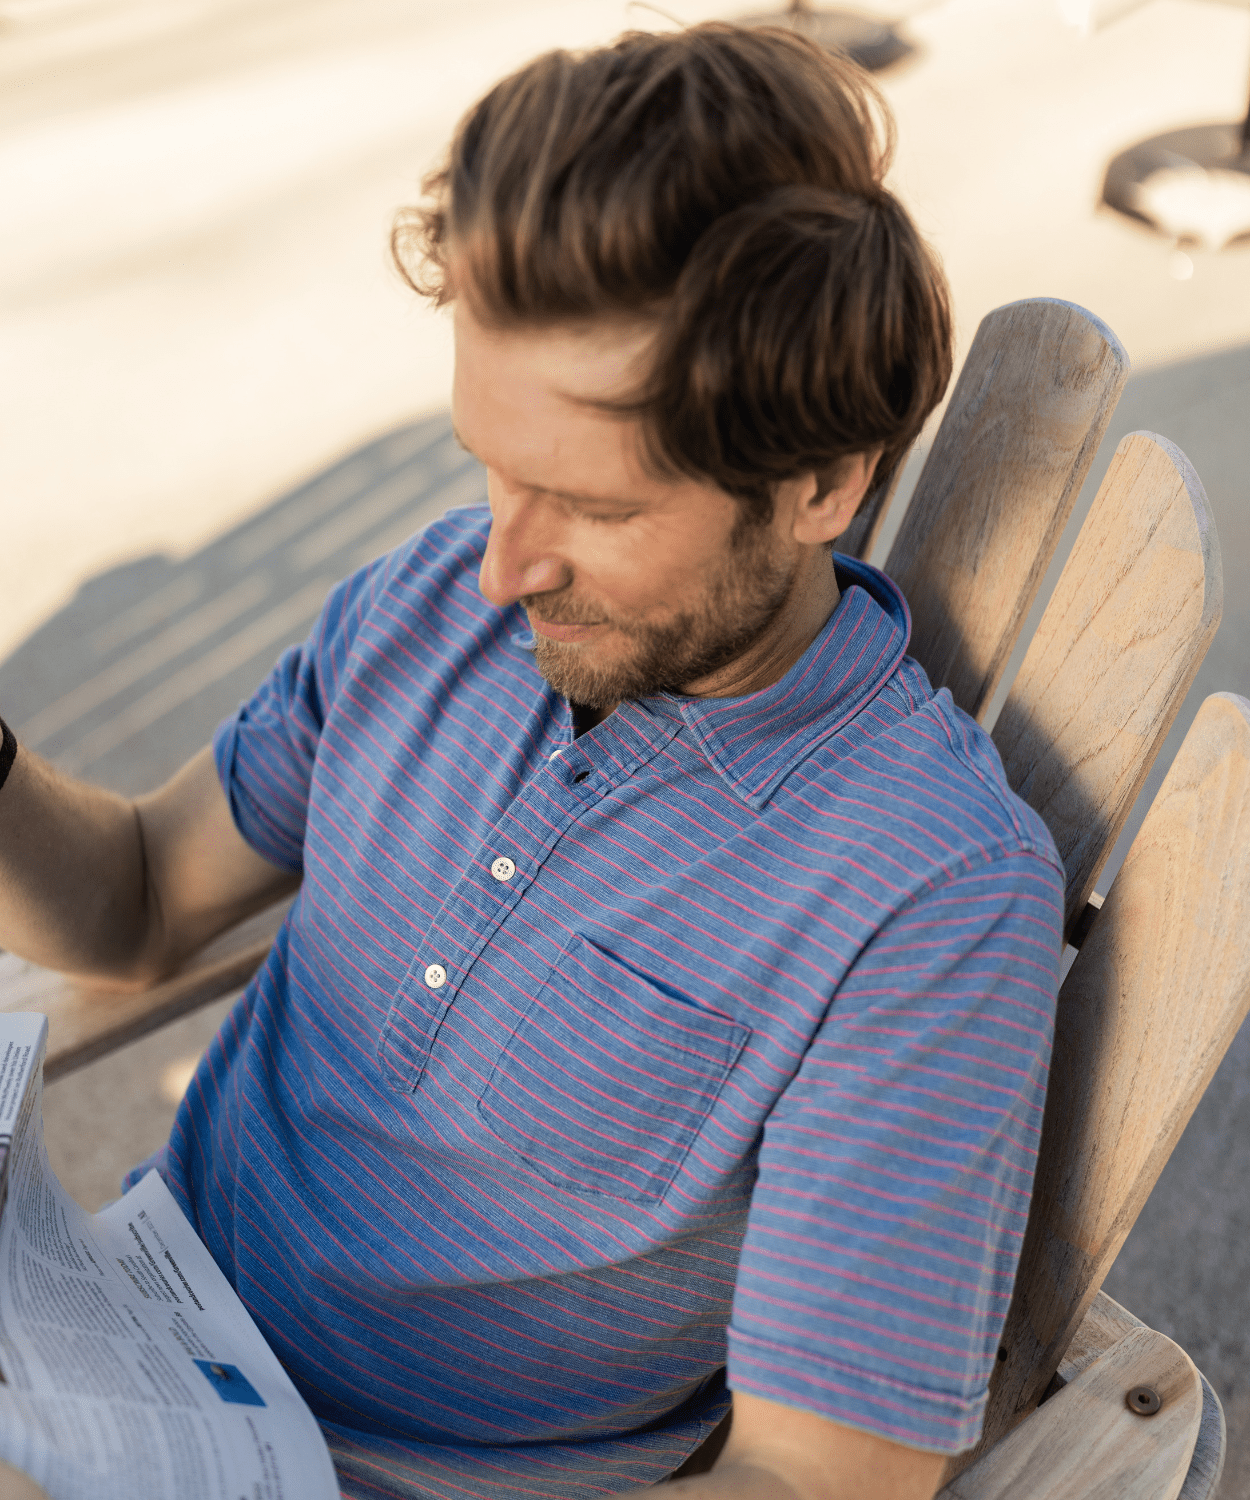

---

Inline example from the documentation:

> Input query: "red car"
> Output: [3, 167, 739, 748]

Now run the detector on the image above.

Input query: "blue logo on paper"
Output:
[194, 1360, 266, 1406]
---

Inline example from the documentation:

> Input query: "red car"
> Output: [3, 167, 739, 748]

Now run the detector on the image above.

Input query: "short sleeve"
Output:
[726, 847, 1064, 1454]
[212, 551, 398, 872]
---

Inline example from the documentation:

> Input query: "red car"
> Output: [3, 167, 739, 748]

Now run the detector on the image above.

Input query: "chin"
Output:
[533, 637, 640, 707]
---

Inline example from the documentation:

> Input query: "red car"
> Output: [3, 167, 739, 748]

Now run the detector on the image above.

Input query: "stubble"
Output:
[526, 524, 798, 708]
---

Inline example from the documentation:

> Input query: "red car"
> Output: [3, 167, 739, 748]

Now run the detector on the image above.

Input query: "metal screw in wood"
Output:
[1127, 1385, 1163, 1416]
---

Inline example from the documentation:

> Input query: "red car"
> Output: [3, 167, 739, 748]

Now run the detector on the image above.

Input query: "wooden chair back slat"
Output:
[993, 432, 1222, 939]
[965, 692, 1250, 1470]
[886, 298, 1128, 720]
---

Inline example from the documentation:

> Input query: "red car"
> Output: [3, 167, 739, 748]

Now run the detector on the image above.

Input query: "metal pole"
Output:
[1241, 48, 1250, 155]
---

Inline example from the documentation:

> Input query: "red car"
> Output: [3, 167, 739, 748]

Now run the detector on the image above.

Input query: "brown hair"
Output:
[393, 23, 952, 519]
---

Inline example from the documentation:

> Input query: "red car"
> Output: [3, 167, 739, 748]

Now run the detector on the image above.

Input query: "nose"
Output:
[478, 476, 571, 608]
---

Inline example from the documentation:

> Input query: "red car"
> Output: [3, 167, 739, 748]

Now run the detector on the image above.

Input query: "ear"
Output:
[790, 452, 883, 546]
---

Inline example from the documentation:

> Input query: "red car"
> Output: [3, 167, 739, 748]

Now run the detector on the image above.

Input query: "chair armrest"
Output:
[937, 1293, 1222, 1500]
[940, 1320, 1203, 1500]
[1052, 1292, 1225, 1499]
[0, 898, 291, 1081]
[1053, 1290, 1145, 1384]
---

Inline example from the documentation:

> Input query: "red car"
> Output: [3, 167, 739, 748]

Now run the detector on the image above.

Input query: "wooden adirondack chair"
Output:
[1, 297, 1245, 1500]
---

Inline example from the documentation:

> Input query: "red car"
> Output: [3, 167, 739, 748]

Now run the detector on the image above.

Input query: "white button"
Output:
[424, 963, 447, 990]
[491, 856, 516, 883]
[548, 749, 564, 761]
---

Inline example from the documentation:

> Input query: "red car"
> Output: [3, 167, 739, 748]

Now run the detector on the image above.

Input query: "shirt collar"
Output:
[628, 554, 912, 810]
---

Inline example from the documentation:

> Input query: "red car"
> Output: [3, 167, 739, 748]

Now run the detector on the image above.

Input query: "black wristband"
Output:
[0, 717, 16, 793]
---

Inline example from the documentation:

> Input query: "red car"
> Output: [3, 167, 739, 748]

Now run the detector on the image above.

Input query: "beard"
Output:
[525, 521, 799, 709]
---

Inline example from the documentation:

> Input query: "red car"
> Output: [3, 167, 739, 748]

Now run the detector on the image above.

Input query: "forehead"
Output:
[450, 301, 658, 497]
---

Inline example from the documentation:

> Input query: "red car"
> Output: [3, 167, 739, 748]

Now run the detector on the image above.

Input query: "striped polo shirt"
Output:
[145, 504, 1063, 1500]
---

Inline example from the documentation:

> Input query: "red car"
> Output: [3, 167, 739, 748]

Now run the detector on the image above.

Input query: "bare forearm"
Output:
[615, 1393, 947, 1500]
[0, 745, 155, 980]
[624, 1460, 804, 1500]
[0, 1457, 50, 1498]
[622, 1447, 943, 1500]
[1, 735, 297, 983]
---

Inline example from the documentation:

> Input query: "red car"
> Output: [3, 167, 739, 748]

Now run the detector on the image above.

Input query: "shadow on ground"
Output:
[3, 340, 1249, 1492]
[0, 413, 484, 796]
[0, 411, 483, 1211]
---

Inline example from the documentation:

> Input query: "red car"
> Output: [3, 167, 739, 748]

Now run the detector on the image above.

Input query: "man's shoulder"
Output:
[796, 657, 1064, 885]
[330, 504, 494, 643]
[387, 503, 492, 585]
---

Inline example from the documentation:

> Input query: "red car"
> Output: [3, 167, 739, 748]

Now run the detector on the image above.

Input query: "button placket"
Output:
[381, 789, 597, 1095]
[549, 752, 597, 792]
[381, 711, 682, 1096]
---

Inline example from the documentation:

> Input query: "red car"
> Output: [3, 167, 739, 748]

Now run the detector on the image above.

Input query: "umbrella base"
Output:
[1102, 122, 1250, 252]
[736, 6, 915, 71]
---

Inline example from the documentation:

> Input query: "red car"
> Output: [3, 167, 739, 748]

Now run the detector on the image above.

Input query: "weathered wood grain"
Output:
[993, 433, 1222, 937]
[938, 1293, 1222, 1499]
[1045, 1291, 1223, 1499]
[1054, 1290, 1144, 1385]
[964, 692, 1250, 1473]
[886, 298, 1129, 720]
[1178, 1374, 1227, 1500]
[0, 898, 290, 1080]
[942, 1327, 1202, 1500]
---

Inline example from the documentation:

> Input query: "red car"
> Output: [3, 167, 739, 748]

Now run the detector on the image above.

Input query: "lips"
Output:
[528, 618, 607, 643]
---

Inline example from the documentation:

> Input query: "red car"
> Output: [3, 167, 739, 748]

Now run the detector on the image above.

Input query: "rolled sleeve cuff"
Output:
[726, 1327, 987, 1455]
[213, 712, 306, 874]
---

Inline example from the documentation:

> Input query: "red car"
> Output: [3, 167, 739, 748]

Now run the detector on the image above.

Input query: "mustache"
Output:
[521, 592, 609, 628]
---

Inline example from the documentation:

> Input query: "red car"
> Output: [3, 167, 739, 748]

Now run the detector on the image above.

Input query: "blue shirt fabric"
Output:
[140, 505, 1064, 1499]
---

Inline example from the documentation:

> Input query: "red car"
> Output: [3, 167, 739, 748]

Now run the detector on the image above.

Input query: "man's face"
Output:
[451, 302, 816, 709]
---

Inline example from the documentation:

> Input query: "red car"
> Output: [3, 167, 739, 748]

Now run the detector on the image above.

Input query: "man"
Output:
[0, 23, 1064, 1500]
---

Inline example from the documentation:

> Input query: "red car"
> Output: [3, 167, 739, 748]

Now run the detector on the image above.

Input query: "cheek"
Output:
[577, 534, 696, 619]
[587, 503, 738, 603]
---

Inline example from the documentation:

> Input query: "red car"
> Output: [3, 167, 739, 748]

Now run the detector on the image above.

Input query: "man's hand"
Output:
[0, 742, 297, 983]
[637, 1392, 948, 1500]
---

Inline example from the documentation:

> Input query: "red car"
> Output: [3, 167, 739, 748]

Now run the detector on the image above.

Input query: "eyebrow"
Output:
[452, 426, 638, 508]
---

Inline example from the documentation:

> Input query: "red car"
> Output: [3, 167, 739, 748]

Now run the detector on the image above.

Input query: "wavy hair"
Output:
[393, 24, 952, 520]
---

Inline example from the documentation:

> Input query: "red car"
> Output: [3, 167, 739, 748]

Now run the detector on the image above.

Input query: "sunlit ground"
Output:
[3, 0, 1249, 662]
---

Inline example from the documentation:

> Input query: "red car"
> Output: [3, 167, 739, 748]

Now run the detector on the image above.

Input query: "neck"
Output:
[682, 547, 842, 700]
[574, 548, 843, 732]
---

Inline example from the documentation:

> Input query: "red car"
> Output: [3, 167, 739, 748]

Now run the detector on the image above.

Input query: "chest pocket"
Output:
[478, 934, 750, 1203]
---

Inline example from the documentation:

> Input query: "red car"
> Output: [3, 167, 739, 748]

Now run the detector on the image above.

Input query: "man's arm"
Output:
[0, 741, 298, 984]
[632, 1392, 946, 1500]
[0, 1457, 50, 1499]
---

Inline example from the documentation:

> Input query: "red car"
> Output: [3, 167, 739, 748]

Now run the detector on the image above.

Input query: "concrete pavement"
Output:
[4, 0, 1250, 667]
